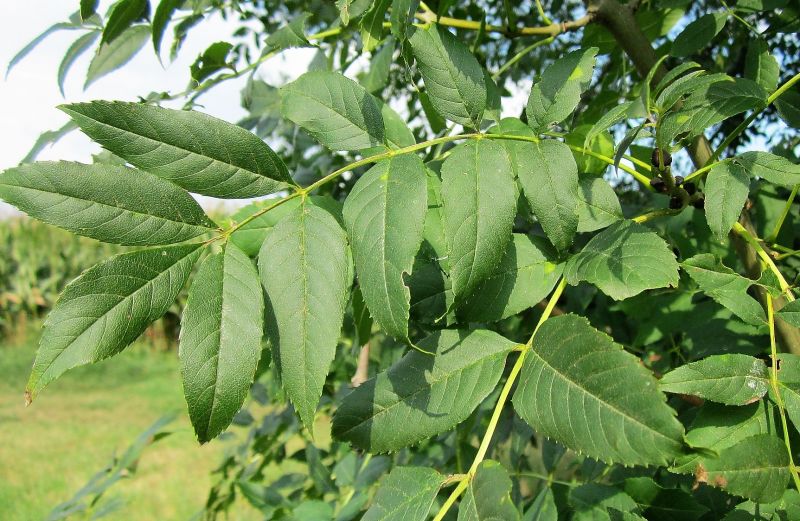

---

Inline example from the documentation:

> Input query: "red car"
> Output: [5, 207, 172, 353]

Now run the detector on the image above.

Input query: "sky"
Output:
[0, 1, 317, 214]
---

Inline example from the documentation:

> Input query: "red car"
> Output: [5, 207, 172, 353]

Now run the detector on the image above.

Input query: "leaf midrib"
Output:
[32, 246, 199, 391]
[0, 181, 214, 232]
[529, 347, 681, 447]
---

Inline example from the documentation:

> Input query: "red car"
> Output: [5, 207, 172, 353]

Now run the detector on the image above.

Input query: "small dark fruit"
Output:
[650, 148, 672, 167]
[692, 197, 705, 210]
[674, 175, 684, 186]
[669, 196, 683, 209]
[650, 177, 667, 193]
[684, 181, 696, 195]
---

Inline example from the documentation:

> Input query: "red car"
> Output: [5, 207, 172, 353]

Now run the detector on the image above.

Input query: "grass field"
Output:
[0, 328, 236, 520]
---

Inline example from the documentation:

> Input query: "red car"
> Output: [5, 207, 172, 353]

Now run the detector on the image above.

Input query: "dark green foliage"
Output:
[3, 1, 800, 518]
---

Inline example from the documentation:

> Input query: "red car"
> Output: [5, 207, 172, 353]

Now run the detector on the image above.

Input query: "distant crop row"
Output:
[0, 217, 183, 342]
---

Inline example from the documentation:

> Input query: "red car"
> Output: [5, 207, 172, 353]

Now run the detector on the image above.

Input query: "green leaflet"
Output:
[229, 198, 303, 257]
[373, 99, 416, 151]
[526, 48, 598, 134]
[190, 42, 233, 84]
[7, 20, 80, 78]
[744, 39, 779, 93]
[564, 221, 680, 301]
[81, 0, 99, 20]
[259, 201, 352, 430]
[487, 117, 537, 179]
[736, 151, 800, 188]
[409, 24, 486, 129]
[513, 314, 685, 466]
[577, 177, 624, 233]
[681, 254, 766, 325]
[774, 354, 800, 432]
[390, 0, 419, 40]
[61, 101, 293, 198]
[85, 25, 149, 88]
[777, 300, 800, 328]
[671, 401, 775, 472]
[526, 488, 558, 521]
[332, 329, 515, 452]
[623, 478, 708, 521]
[360, 0, 390, 52]
[26, 244, 203, 399]
[442, 140, 517, 303]
[152, 0, 182, 56]
[655, 72, 729, 114]
[583, 100, 636, 149]
[457, 234, 563, 323]
[569, 484, 640, 520]
[776, 91, 800, 129]
[704, 161, 750, 240]
[265, 13, 312, 52]
[658, 78, 766, 147]
[281, 70, 385, 151]
[22, 121, 78, 164]
[58, 31, 99, 96]
[343, 155, 427, 340]
[654, 61, 702, 94]
[696, 434, 789, 503]
[359, 40, 394, 93]
[568, 125, 615, 175]
[0, 161, 216, 246]
[458, 460, 520, 521]
[408, 170, 453, 324]
[102, 0, 148, 45]
[362, 466, 442, 521]
[722, 490, 800, 520]
[659, 354, 769, 405]
[670, 12, 727, 57]
[516, 139, 580, 251]
[179, 243, 264, 443]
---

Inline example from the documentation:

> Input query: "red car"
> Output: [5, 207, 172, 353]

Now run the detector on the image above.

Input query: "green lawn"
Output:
[0, 328, 239, 520]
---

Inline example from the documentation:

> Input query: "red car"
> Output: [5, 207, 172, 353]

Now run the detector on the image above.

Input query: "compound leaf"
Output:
[442, 139, 517, 303]
[516, 139, 580, 251]
[362, 466, 442, 521]
[333, 329, 515, 452]
[659, 354, 769, 406]
[736, 152, 800, 188]
[0, 161, 216, 246]
[27, 244, 203, 400]
[458, 460, 520, 521]
[409, 24, 486, 129]
[705, 161, 750, 240]
[343, 155, 427, 340]
[513, 314, 685, 466]
[281, 70, 385, 151]
[564, 220, 679, 300]
[61, 101, 293, 198]
[682, 254, 766, 325]
[180, 243, 264, 443]
[458, 234, 563, 323]
[259, 201, 352, 431]
[526, 48, 598, 134]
